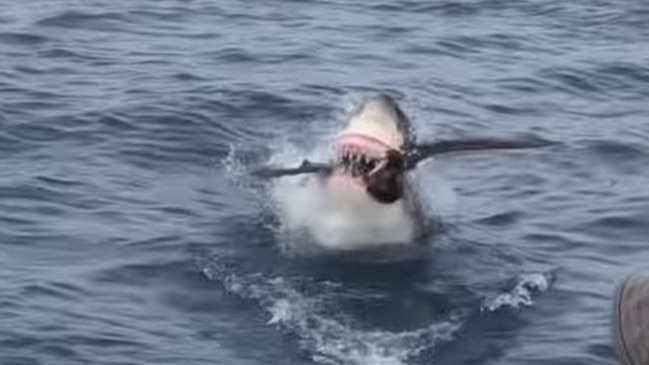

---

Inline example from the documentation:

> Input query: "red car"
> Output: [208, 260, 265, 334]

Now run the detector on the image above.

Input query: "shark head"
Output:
[338, 94, 413, 150]
[327, 94, 414, 203]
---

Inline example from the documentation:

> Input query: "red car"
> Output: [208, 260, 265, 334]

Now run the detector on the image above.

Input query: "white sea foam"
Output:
[270, 173, 419, 251]
[482, 272, 554, 312]
[203, 266, 461, 365]
[221, 143, 252, 179]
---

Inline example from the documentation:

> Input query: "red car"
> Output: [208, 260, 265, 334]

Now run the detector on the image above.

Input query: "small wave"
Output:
[370, 1, 480, 16]
[475, 210, 523, 226]
[537, 62, 649, 100]
[584, 140, 647, 160]
[481, 272, 554, 312]
[36, 10, 130, 31]
[494, 76, 552, 94]
[476, 102, 545, 116]
[439, 33, 536, 55]
[208, 47, 257, 63]
[597, 62, 649, 84]
[578, 139, 649, 175]
[203, 264, 462, 365]
[0, 32, 51, 46]
[38, 48, 101, 61]
[0, 131, 32, 154]
[538, 67, 605, 97]
[434, 39, 480, 57]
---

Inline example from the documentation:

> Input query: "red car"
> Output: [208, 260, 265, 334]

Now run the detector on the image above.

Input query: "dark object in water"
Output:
[615, 275, 649, 365]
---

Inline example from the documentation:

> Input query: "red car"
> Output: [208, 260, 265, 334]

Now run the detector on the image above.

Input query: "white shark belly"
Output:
[307, 179, 417, 250]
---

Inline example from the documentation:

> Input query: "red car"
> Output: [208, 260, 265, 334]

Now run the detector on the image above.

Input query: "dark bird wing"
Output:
[406, 136, 556, 168]
[250, 159, 331, 178]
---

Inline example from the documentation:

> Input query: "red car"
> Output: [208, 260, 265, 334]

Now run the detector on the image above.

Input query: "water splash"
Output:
[481, 272, 554, 312]
[270, 172, 420, 252]
[202, 264, 462, 365]
[221, 143, 246, 177]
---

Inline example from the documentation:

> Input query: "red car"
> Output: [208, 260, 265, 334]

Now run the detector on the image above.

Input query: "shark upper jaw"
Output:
[326, 135, 386, 189]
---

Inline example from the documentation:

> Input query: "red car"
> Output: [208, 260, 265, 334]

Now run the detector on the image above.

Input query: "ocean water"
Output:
[2, 0, 649, 364]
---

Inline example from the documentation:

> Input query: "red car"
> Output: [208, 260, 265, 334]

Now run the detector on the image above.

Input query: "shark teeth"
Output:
[335, 144, 381, 177]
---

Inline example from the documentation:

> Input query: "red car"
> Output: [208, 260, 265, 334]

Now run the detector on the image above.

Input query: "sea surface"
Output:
[2, 1, 649, 364]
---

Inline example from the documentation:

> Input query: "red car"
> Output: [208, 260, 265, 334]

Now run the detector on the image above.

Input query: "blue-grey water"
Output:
[2, 1, 649, 364]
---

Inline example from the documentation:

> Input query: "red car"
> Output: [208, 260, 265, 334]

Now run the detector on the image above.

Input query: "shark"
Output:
[254, 94, 553, 249]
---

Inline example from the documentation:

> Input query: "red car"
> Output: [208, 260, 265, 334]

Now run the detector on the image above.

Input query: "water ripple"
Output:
[36, 10, 131, 31]
[2, 0, 648, 364]
[0, 32, 51, 46]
